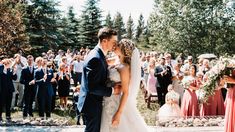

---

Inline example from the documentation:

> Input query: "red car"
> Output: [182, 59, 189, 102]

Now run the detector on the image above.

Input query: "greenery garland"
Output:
[200, 56, 235, 103]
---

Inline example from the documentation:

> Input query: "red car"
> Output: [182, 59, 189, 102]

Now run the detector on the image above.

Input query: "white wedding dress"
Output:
[100, 48, 149, 132]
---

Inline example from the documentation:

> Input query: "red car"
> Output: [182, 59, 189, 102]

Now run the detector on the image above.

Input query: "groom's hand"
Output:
[113, 84, 121, 95]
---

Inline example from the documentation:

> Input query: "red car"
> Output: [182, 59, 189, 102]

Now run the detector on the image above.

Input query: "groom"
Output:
[78, 27, 121, 132]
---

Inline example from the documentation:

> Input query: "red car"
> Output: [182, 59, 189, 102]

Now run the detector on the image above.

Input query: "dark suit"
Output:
[20, 66, 36, 117]
[78, 46, 112, 132]
[34, 68, 54, 118]
[154, 65, 172, 106]
[0, 65, 17, 120]
[0, 65, 3, 94]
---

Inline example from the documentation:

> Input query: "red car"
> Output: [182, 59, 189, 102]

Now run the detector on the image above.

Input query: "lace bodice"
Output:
[109, 67, 121, 83]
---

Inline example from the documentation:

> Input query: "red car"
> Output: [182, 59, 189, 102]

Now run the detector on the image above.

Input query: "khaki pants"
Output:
[11, 82, 24, 108]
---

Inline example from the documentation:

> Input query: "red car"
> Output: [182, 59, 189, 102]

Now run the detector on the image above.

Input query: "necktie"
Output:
[30, 66, 33, 73]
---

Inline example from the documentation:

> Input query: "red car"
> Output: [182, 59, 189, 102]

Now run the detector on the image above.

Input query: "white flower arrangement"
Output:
[200, 56, 235, 103]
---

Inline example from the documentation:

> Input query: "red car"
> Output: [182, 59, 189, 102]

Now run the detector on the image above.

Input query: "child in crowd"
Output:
[73, 85, 86, 125]
[158, 84, 181, 121]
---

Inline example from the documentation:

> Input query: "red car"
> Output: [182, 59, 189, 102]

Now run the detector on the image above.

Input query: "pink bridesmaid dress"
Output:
[224, 86, 235, 132]
[200, 89, 225, 116]
[181, 88, 199, 118]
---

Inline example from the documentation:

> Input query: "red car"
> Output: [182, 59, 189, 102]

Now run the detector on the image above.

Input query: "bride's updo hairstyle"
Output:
[118, 39, 135, 65]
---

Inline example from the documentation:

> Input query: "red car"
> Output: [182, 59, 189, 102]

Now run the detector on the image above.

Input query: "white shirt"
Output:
[73, 60, 83, 73]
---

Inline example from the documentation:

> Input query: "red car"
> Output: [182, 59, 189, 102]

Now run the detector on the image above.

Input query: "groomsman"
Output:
[0, 59, 17, 121]
[34, 58, 54, 119]
[154, 57, 172, 106]
[20, 55, 36, 118]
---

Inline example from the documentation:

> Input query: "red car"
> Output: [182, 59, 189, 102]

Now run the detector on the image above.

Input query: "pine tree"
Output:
[0, 0, 28, 57]
[78, 0, 102, 48]
[66, 6, 80, 48]
[126, 14, 134, 40]
[135, 14, 145, 42]
[25, 0, 62, 54]
[113, 12, 126, 41]
[104, 12, 113, 28]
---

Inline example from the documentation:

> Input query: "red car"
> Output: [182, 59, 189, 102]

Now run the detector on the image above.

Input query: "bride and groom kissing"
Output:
[77, 27, 148, 132]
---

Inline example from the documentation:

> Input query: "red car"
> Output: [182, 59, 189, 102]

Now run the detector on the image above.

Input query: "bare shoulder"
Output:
[117, 64, 130, 74]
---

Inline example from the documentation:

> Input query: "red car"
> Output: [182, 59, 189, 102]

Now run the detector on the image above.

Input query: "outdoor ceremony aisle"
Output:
[0, 126, 224, 132]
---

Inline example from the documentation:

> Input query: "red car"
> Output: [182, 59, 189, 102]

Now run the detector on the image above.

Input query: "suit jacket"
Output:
[0, 66, 17, 93]
[154, 64, 172, 89]
[34, 68, 54, 97]
[78, 46, 112, 112]
[0, 64, 3, 93]
[20, 66, 35, 87]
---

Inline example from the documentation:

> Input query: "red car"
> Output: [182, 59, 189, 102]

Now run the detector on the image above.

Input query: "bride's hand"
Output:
[112, 112, 121, 127]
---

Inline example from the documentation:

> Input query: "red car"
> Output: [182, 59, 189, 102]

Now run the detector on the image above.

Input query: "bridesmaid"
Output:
[181, 65, 199, 118]
[224, 73, 235, 132]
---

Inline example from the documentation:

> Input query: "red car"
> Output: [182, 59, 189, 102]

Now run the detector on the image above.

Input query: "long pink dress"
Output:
[181, 76, 199, 118]
[200, 89, 225, 116]
[224, 86, 235, 132]
[146, 69, 157, 94]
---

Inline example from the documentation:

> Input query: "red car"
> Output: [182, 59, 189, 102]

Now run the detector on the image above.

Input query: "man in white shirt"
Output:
[12, 54, 25, 109]
[71, 55, 84, 87]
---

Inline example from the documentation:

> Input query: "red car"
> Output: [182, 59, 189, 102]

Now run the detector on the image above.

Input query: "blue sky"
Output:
[58, 0, 154, 24]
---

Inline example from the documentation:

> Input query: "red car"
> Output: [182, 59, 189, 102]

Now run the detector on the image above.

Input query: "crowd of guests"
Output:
[0, 48, 89, 124]
[0, 47, 227, 124]
[140, 52, 226, 120]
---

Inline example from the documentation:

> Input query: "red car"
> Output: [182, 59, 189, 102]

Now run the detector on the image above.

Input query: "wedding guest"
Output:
[20, 55, 36, 118]
[224, 83, 235, 132]
[146, 58, 157, 97]
[201, 59, 210, 74]
[71, 55, 84, 87]
[73, 85, 86, 125]
[210, 78, 225, 115]
[181, 56, 194, 76]
[0, 59, 17, 121]
[181, 65, 199, 118]
[198, 72, 214, 116]
[172, 63, 184, 105]
[154, 57, 172, 106]
[12, 54, 25, 109]
[158, 84, 181, 121]
[34, 58, 54, 119]
[56, 63, 71, 110]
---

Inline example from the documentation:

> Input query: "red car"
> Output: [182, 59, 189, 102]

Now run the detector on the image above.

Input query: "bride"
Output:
[100, 39, 149, 132]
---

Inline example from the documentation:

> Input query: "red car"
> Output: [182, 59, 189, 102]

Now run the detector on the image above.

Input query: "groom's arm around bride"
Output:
[78, 27, 121, 132]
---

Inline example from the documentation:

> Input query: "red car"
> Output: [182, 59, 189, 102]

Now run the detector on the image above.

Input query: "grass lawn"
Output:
[136, 89, 159, 126]
[9, 88, 158, 126]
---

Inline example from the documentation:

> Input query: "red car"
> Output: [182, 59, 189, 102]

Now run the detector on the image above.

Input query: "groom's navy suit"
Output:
[78, 46, 112, 132]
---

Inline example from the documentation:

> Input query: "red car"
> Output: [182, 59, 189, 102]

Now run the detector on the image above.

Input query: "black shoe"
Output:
[6, 117, 11, 123]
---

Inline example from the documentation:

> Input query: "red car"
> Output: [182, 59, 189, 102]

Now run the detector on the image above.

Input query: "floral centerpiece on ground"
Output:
[200, 56, 235, 103]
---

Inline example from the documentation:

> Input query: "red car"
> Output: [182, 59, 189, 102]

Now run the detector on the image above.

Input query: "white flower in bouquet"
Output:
[196, 89, 206, 103]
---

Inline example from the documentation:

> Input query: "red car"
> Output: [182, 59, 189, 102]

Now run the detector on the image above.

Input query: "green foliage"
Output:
[0, 0, 28, 57]
[78, 0, 102, 48]
[149, 0, 235, 57]
[135, 14, 145, 42]
[113, 12, 126, 41]
[25, 0, 62, 55]
[126, 14, 134, 40]
[104, 12, 113, 28]
[59, 6, 80, 50]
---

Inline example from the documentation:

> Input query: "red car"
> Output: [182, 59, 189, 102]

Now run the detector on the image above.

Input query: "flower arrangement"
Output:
[200, 56, 235, 102]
